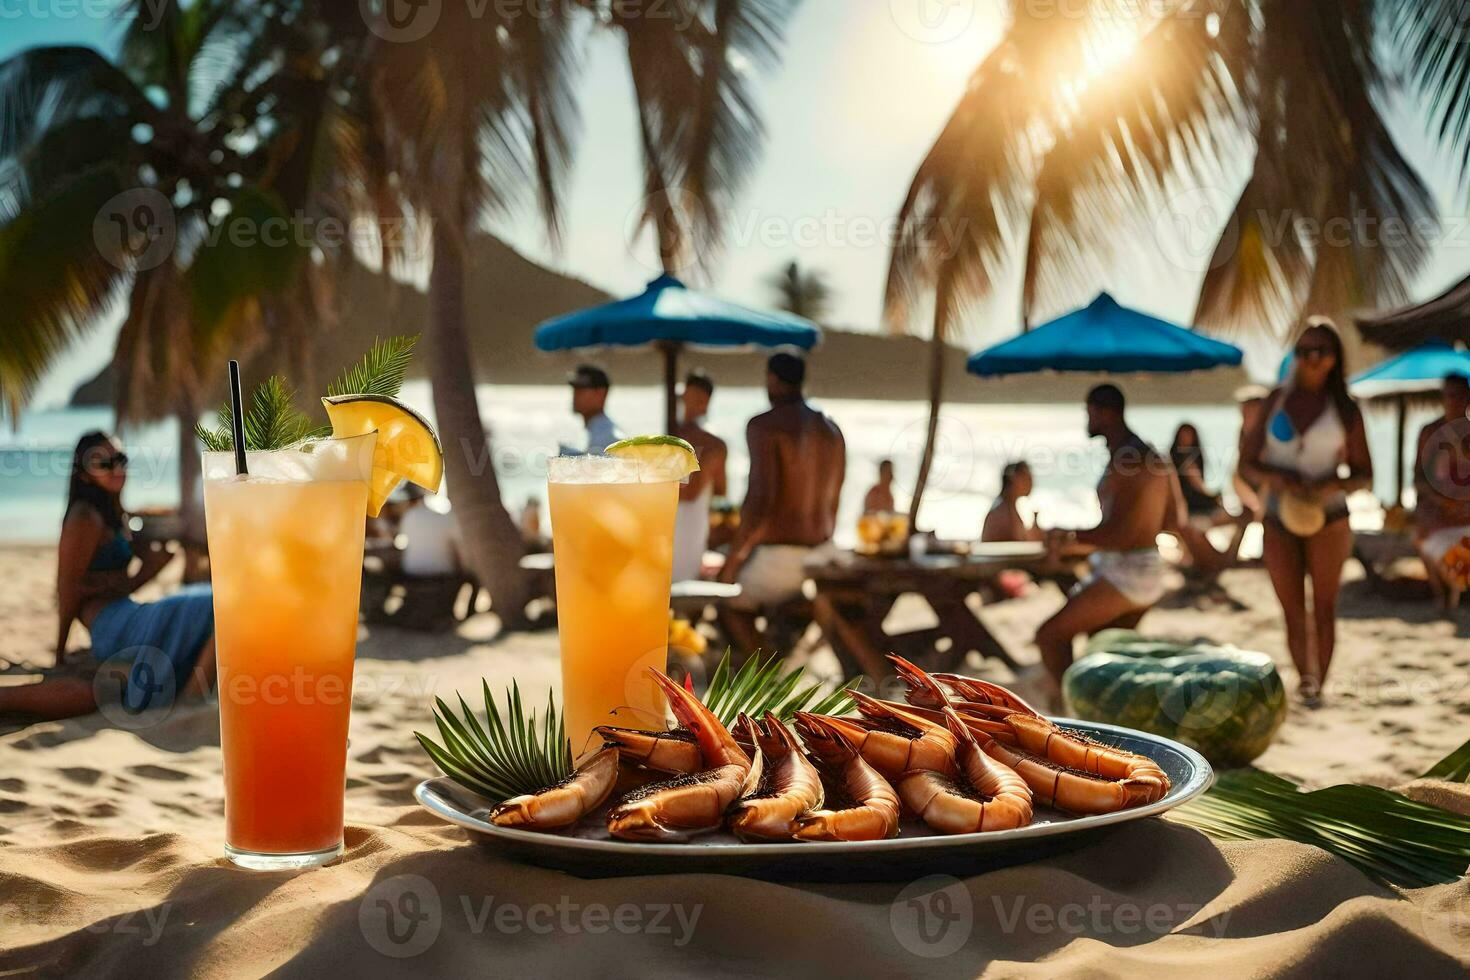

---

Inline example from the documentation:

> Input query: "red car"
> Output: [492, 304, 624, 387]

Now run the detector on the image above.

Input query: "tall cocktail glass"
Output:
[548, 455, 678, 756]
[203, 433, 375, 870]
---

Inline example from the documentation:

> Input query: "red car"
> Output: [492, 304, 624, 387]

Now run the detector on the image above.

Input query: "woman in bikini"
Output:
[0, 432, 216, 721]
[1241, 320, 1373, 705]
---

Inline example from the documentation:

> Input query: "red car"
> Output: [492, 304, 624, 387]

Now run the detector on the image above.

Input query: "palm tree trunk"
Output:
[428, 223, 532, 630]
[175, 391, 202, 537]
[907, 266, 956, 536]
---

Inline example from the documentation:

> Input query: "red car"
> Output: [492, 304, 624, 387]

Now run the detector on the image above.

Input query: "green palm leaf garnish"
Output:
[417, 651, 858, 803]
[326, 333, 418, 399]
[1170, 741, 1470, 888]
[196, 335, 419, 452]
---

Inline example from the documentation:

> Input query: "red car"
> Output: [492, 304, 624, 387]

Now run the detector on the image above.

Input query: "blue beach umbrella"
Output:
[968, 292, 1243, 377]
[1350, 340, 1470, 399]
[534, 274, 820, 431]
[1350, 340, 1470, 505]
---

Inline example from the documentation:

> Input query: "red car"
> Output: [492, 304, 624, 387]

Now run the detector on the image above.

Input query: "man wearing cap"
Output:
[672, 370, 728, 581]
[720, 353, 844, 654]
[566, 364, 624, 455]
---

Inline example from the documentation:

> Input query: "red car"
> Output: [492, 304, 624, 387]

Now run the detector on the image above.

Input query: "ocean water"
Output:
[1, 381, 1425, 546]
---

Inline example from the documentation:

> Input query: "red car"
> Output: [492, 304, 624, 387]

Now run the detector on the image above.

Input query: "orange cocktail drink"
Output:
[203, 434, 375, 870]
[548, 455, 678, 756]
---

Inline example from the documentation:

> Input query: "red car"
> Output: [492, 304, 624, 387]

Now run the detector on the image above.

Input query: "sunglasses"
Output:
[90, 452, 129, 471]
[1294, 345, 1335, 359]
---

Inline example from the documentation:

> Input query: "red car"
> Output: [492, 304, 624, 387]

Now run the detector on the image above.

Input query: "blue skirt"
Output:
[90, 585, 214, 700]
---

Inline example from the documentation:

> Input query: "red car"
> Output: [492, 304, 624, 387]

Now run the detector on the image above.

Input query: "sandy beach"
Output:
[2, 543, 1469, 975]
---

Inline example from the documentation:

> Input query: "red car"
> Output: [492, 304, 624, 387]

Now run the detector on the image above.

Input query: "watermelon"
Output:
[1063, 630, 1287, 767]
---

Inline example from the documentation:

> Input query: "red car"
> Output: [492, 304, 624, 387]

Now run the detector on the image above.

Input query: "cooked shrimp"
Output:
[808, 691, 958, 780]
[792, 712, 901, 842]
[975, 713, 1170, 815]
[729, 713, 825, 841]
[606, 670, 753, 842]
[896, 657, 1166, 816]
[489, 747, 619, 830]
[898, 708, 1032, 835]
[595, 725, 703, 774]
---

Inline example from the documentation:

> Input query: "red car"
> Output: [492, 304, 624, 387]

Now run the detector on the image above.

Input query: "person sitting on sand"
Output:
[0, 432, 216, 721]
[863, 459, 897, 515]
[1240, 319, 1373, 705]
[673, 370, 728, 582]
[1170, 424, 1230, 527]
[1032, 385, 1180, 706]
[1414, 374, 1470, 611]
[719, 354, 844, 656]
[982, 461, 1043, 543]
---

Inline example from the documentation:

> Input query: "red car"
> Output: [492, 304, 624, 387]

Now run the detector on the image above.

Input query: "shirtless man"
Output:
[719, 354, 844, 655]
[1414, 374, 1470, 611]
[671, 370, 729, 581]
[1034, 385, 1181, 703]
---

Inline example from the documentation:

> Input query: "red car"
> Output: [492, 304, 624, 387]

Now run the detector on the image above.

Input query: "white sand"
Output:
[2, 546, 1468, 975]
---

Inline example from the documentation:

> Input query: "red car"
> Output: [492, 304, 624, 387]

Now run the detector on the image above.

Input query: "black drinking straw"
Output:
[228, 360, 248, 476]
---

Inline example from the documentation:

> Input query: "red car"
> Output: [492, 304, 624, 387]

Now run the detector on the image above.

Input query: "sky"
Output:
[7, 0, 1470, 407]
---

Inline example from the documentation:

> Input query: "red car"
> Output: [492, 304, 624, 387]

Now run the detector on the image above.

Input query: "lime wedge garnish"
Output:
[322, 394, 444, 516]
[605, 435, 700, 481]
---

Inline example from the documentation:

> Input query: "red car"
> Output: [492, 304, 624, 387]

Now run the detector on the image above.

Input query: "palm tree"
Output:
[886, 0, 1470, 527]
[767, 260, 832, 321]
[356, 1, 796, 628]
[0, 1, 335, 525]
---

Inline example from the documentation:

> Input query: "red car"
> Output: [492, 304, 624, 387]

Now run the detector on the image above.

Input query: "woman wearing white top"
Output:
[1241, 319, 1373, 705]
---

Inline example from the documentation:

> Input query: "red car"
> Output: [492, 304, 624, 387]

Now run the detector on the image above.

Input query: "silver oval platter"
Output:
[415, 718, 1214, 881]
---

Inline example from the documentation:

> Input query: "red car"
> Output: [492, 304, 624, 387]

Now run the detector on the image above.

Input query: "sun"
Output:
[1084, 22, 1143, 82]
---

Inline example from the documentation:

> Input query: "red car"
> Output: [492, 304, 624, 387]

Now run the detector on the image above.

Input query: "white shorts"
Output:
[1421, 527, 1470, 566]
[672, 498, 711, 583]
[1080, 549, 1169, 608]
[734, 542, 840, 608]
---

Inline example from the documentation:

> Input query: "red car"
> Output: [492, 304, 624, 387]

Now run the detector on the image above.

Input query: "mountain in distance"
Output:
[72, 235, 1247, 407]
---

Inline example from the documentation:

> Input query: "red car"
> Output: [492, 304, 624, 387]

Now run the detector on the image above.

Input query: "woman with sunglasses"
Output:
[1241, 319, 1373, 705]
[0, 431, 215, 720]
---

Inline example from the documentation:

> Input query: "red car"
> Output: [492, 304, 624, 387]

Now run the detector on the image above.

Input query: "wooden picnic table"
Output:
[806, 542, 1051, 682]
[517, 553, 742, 618]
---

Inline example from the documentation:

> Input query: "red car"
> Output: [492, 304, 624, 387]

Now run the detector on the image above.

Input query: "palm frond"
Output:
[679, 0, 797, 265]
[1171, 767, 1470, 888]
[325, 334, 419, 398]
[188, 187, 305, 337]
[1423, 736, 1470, 783]
[197, 374, 316, 452]
[883, 4, 1103, 339]
[0, 45, 150, 164]
[417, 655, 856, 802]
[0, 166, 132, 418]
[700, 649, 860, 728]
[1389, 0, 1470, 192]
[1020, 0, 1247, 323]
[418, 682, 573, 803]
